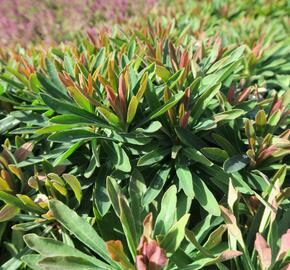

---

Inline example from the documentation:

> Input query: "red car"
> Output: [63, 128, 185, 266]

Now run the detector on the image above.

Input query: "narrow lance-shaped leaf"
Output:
[23, 234, 109, 268]
[106, 240, 135, 269]
[62, 174, 82, 204]
[127, 96, 139, 124]
[119, 196, 138, 259]
[254, 233, 272, 269]
[48, 200, 117, 267]
[160, 213, 190, 255]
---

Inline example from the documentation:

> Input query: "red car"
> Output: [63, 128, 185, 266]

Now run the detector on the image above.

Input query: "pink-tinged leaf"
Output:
[14, 141, 34, 162]
[257, 145, 278, 163]
[252, 36, 265, 58]
[193, 43, 203, 62]
[269, 99, 282, 116]
[247, 195, 260, 212]
[227, 85, 235, 103]
[220, 206, 244, 247]
[137, 235, 147, 257]
[137, 237, 168, 270]
[136, 255, 147, 270]
[143, 212, 153, 239]
[281, 263, 290, 270]
[180, 51, 189, 69]
[220, 250, 242, 261]
[182, 87, 190, 108]
[252, 42, 262, 58]
[255, 233, 272, 269]
[236, 87, 252, 103]
[214, 37, 225, 61]
[118, 73, 127, 117]
[277, 229, 290, 260]
[87, 28, 97, 45]
[147, 240, 168, 270]
[169, 41, 178, 71]
[181, 111, 191, 128]
[80, 53, 87, 66]
[105, 85, 121, 116]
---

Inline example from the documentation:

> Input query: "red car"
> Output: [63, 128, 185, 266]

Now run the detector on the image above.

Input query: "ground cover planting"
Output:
[0, 0, 289, 269]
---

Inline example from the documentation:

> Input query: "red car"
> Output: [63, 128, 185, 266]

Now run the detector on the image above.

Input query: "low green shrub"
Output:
[0, 1, 289, 269]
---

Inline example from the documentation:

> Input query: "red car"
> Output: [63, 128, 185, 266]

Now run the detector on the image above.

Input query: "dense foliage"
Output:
[0, 0, 289, 269]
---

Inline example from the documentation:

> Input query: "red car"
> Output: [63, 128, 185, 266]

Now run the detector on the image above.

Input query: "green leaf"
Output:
[106, 176, 121, 216]
[156, 65, 171, 81]
[191, 83, 221, 123]
[45, 58, 67, 93]
[137, 148, 170, 167]
[53, 141, 83, 166]
[185, 229, 214, 258]
[203, 225, 227, 250]
[129, 170, 146, 237]
[48, 200, 116, 266]
[119, 196, 138, 259]
[183, 148, 213, 167]
[0, 205, 19, 222]
[64, 55, 75, 77]
[50, 114, 96, 124]
[62, 174, 82, 204]
[223, 155, 249, 173]
[36, 124, 79, 134]
[112, 143, 131, 172]
[207, 45, 245, 74]
[13, 221, 46, 232]
[214, 109, 245, 123]
[154, 185, 177, 236]
[255, 110, 267, 136]
[135, 121, 162, 133]
[142, 91, 184, 124]
[23, 234, 109, 268]
[97, 106, 121, 127]
[212, 133, 237, 156]
[41, 94, 108, 127]
[168, 69, 184, 89]
[29, 73, 41, 92]
[142, 167, 171, 206]
[127, 96, 139, 124]
[21, 254, 44, 270]
[37, 73, 69, 101]
[67, 86, 91, 111]
[0, 191, 42, 214]
[160, 214, 190, 255]
[48, 129, 98, 142]
[38, 256, 101, 270]
[93, 171, 111, 217]
[201, 147, 229, 163]
[176, 165, 195, 198]
[6, 66, 29, 86]
[136, 72, 148, 101]
[17, 194, 44, 212]
[192, 173, 221, 216]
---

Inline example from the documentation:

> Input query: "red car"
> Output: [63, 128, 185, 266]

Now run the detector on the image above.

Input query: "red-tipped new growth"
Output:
[136, 213, 168, 270]
[105, 85, 123, 117]
[118, 73, 127, 118]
